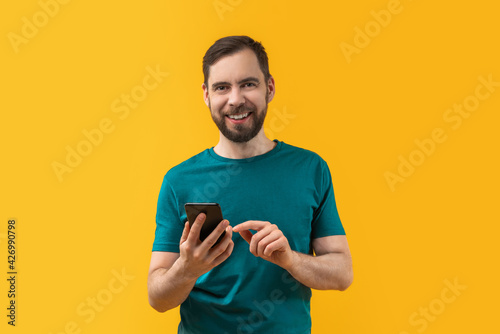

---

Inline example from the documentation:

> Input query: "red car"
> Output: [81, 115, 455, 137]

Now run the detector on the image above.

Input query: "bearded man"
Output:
[148, 35, 353, 334]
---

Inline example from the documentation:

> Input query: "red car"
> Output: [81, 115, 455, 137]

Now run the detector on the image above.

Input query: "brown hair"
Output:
[202, 36, 271, 86]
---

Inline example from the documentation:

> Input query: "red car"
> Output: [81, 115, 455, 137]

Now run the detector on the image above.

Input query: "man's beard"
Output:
[209, 102, 267, 143]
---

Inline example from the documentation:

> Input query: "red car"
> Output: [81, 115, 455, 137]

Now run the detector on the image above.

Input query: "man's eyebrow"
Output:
[211, 77, 260, 90]
[211, 81, 231, 90]
[238, 77, 260, 85]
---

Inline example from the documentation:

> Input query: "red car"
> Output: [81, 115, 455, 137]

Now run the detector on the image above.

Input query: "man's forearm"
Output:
[285, 251, 353, 291]
[148, 259, 197, 312]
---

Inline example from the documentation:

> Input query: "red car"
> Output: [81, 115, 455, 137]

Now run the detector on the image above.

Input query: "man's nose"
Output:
[228, 87, 245, 107]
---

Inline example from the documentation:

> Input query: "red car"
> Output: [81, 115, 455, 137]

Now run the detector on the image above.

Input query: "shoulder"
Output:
[163, 149, 211, 181]
[278, 142, 334, 185]
[280, 141, 327, 166]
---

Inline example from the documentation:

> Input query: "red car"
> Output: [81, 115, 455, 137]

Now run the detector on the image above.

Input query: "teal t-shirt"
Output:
[153, 140, 345, 334]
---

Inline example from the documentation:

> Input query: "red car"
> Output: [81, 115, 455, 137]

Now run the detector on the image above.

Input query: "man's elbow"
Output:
[147, 286, 173, 313]
[337, 265, 353, 291]
[331, 258, 353, 291]
[337, 271, 353, 291]
[148, 296, 172, 313]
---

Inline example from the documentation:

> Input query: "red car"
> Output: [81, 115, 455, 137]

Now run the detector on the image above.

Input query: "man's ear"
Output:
[267, 76, 276, 103]
[202, 83, 210, 107]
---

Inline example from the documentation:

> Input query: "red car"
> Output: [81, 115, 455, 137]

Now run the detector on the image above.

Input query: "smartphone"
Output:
[184, 203, 226, 245]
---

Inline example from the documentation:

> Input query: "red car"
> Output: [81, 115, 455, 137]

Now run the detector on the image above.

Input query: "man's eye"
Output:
[215, 86, 227, 91]
[243, 82, 256, 88]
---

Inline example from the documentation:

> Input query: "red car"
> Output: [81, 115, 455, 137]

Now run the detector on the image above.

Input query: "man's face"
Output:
[202, 48, 275, 143]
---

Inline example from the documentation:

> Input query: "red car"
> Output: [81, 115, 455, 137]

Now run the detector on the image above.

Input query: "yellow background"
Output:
[1, 0, 499, 333]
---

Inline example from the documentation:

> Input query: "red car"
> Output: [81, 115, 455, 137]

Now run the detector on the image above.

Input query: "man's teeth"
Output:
[228, 113, 249, 120]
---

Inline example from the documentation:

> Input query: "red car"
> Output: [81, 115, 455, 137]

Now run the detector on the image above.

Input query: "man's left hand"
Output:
[232, 220, 295, 270]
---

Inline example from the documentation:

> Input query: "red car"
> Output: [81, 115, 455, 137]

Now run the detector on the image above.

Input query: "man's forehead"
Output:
[208, 49, 264, 85]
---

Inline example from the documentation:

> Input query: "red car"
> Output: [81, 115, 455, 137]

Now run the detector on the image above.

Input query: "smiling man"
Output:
[205, 47, 270, 147]
[148, 36, 353, 334]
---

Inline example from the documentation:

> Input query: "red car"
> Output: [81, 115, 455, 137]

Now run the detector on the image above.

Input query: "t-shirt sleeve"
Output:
[311, 159, 346, 238]
[152, 173, 184, 252]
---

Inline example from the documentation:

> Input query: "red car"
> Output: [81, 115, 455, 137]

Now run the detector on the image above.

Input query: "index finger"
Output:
[232, 220, 269, 233]
[187, 212, 206, 243]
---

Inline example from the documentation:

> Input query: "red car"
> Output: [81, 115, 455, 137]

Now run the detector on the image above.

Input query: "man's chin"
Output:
[222, 131, 256, 143]
[211, 105, 267, 143]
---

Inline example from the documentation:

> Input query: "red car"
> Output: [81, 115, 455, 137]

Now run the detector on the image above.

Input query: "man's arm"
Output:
[148, 214, 234, 312]
[288, 235, 352, 290]
[148, 251, 195, 312]
[233, 221, 352, 291]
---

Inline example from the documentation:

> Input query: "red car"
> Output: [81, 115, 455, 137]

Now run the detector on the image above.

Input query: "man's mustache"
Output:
[226, 105, 256, 115]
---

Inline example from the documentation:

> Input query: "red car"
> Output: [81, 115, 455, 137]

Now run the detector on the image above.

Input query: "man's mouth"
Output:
[226, 112, 253, 124]
[227, 112, 251, 120]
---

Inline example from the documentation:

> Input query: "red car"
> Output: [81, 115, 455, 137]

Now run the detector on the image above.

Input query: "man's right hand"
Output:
[178, 213, 234, 280]
[148, 213, 233, 312]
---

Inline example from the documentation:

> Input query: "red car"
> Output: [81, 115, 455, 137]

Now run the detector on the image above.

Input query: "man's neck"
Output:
[213, 133, 276, 159]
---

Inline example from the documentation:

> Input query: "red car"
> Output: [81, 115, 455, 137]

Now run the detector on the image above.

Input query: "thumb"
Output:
[180, 221, 190, 244]
[238, 230, 253, 244]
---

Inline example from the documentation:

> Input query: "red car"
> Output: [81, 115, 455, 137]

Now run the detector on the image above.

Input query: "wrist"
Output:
[173, 257, 199, 284]
[283, 250, 300, 273]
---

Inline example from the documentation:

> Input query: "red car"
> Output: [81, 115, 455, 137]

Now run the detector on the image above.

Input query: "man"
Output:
[148, 35, 353, 334]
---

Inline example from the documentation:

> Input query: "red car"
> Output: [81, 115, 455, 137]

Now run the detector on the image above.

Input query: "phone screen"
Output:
[184, 203, 225, 245]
